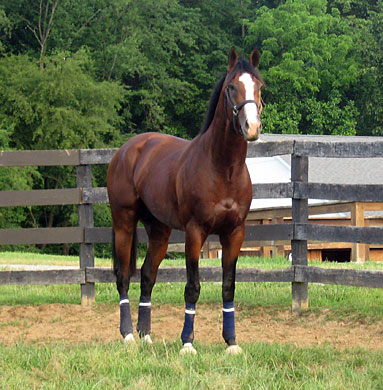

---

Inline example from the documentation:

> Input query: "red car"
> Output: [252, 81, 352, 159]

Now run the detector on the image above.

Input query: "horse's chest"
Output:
[206, 198, 246, 231]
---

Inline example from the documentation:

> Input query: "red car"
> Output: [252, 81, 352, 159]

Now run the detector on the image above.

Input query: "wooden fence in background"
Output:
[1, 134, 383, 311]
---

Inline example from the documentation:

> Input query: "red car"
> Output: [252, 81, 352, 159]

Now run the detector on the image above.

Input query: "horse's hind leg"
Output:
[112, 208, 138, 343]
[137, 217, 171, 343]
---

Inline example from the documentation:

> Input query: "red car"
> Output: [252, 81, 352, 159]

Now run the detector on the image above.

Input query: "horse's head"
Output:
[225, 48, 263, 142]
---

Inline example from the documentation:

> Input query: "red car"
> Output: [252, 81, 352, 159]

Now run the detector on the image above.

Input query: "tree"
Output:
[26, 0, 59, 69]
[44, 0, 257, 137]
[351, 0, 383, 135]
[49, 0, 237, 137]
[0, 7, 12, 54]
[0, 49, 124, 150]
[246, 0, 360, 135]
[0, 49, 124, 253]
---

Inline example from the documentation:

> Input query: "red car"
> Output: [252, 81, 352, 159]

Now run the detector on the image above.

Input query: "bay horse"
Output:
[107, 47, 263, 354]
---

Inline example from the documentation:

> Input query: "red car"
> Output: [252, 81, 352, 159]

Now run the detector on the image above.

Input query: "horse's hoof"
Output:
[179, 343, 197, 355]
[225, 345, 242, 355]
[142, 334, 153, 344]
[123, 333, 135, 344]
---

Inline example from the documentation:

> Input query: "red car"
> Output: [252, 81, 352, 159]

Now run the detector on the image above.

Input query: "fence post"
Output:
[76, 163, 95, 306]
[291, 154, 309, 313]
[272, 217, 285, 257]
[351, 202, 368, 262]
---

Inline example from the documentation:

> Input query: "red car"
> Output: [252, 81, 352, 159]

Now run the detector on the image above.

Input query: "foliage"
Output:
[0, 0, 382, 255]
[245, 0, 359, 135]
[0, 48, 124, 254]
[48, 0, 248, 137]
[1, 0, 382, 140]
[0, 7, 11, 54]
[0, 50, 124, 150]
[354, 0, 383, 136]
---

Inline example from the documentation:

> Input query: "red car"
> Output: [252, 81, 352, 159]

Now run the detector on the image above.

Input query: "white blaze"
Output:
[238, 73, 261, 126]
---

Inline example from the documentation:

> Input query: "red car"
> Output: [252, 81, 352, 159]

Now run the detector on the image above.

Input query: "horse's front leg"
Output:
[180, 225, 206, 355]
[220, 224, 245, 354]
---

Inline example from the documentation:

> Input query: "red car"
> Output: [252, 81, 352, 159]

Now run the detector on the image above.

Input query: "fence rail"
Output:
[2, 265, 383, 289]
[2, 182, 383, 208]
[1, 134, 383, 310]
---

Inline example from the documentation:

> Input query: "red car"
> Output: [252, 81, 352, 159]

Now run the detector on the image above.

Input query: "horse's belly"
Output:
[132, 136, 188, 230]
[148, 204, 184, 231]
[139, 186, 183, 230]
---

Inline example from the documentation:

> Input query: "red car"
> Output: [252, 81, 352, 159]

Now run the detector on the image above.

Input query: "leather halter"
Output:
[224, 86, 260, 136]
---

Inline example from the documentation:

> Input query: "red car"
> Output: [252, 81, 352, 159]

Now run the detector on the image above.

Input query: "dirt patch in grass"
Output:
[1, 303, 383, 350]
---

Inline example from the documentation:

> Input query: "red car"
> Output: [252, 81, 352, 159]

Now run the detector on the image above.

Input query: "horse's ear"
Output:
[228, 47, 238, 72]
[250, 48, 260, 68]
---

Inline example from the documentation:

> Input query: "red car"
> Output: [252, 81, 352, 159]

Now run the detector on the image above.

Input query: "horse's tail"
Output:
[112, 228, 137, 278]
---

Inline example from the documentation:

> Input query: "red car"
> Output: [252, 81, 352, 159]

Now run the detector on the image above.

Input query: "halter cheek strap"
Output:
[224, 87, 260, 136]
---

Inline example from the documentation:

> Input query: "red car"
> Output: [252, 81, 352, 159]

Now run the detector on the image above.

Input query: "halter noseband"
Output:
[224, 86, 260, 136]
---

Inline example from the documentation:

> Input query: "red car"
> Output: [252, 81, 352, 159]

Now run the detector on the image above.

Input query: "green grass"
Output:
[0, 251, 282, 268]
[0, 251, 112, 267]
[4, 252, 383, 270]
[1, 252, 383, 388]
[2, 251, 383, 270]
[1, 251, 383, 322]
[2, 281, 383, 322]
[1, 341, 383, 389]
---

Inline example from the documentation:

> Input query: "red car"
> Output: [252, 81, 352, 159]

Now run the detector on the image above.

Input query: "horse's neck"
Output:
[202, 100, 248, 171]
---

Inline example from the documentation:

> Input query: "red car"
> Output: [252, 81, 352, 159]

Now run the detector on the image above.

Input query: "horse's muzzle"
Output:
[243, 121, 262, 142]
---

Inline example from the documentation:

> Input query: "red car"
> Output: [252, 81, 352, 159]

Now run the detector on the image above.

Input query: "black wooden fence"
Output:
[1, 134, 383, 311]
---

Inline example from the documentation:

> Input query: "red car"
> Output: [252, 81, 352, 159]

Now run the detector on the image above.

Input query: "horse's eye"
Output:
[228, 84, 235, 91]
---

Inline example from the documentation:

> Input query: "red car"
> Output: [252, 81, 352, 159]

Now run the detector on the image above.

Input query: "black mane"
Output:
[199, 58, 263, 135]
[199, 75, 225, 134]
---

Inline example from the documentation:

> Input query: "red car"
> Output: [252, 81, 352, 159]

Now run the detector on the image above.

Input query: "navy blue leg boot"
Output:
[119, 293, 134, 342]
[180, 303, 197, 354]
[137, 295, 152, 341]
[222, 301, 236, 346]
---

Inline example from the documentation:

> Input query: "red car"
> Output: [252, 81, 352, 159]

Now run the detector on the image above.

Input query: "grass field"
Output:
[1, 251, 383, 321]
[1, 252, 383, 389]
[2, 251, 383, 270]
[1, 341, 383, 389]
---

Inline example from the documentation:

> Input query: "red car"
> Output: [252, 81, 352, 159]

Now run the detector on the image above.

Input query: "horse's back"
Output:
[109, 132, 187, 177]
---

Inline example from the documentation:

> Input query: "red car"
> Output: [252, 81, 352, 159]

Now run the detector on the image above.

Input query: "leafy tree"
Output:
[246, 0, 360, 135]
[351, 0, 383, 135]
[48, 0, 247, 137]
[1, 0, 383, 255]
[324, 0, 383, 136]
[0, 0, 260, 138]
[0, 49, 124, 253]
[327, 0, 378, 18]
[0, 49, 124, 150]
[0, 7, 12, 54]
